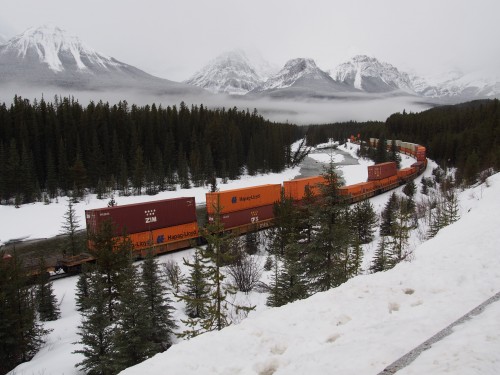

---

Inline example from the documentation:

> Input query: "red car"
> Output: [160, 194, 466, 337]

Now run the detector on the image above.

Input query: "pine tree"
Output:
[179, 249, 210, 321]
[370, 236, 389, 273]
[35, 258, 60, 321]
[380, 192, 399, 237]
[132, 146, 145, 195]
[387, 197, 413, 268]
[375, 136, 388, 163]
[0, 251, 48, 373]
[141, 251, 177, 352]
[75, 263, 92, 311]
[112, 260, 155, 373]
[60, 199, 81, 256]
[74, 270, 115, 375]
[351, 200, 377, 244]
[305, 160, 351, 292]
[402, 179, 416, 198]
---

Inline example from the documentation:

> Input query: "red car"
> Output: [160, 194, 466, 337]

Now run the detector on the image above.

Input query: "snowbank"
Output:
[118, 174, 500, 375]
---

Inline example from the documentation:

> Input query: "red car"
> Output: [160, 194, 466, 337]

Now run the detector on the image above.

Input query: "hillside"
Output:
[6, 144, 500, 375]
[120, 172, 500, 375]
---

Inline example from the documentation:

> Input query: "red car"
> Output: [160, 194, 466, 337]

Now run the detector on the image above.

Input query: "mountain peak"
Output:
[185, 49, 264, 95]
[4, 24, 106, 72]
[331, 55, 415, 93]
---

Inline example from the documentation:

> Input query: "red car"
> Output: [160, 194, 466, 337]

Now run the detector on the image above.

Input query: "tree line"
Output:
[0, 96, 304, 205]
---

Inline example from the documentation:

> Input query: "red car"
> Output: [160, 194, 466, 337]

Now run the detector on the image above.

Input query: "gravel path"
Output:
[377, 291, 500, 374]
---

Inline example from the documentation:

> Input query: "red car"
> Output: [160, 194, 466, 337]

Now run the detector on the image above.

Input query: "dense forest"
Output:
[0, 96, 304, 205]
[305, 99, 500, 184]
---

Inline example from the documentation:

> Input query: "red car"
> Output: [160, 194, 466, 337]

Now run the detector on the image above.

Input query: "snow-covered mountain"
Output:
[0, 25, 204, 95]
[185, 50, 264, 95]
[331, 55, 416, 94]
[411, 70, 500, 99]
[250, 58, 355, 98]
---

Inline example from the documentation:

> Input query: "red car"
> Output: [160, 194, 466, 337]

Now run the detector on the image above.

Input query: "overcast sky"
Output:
[1, 0, 499, 82]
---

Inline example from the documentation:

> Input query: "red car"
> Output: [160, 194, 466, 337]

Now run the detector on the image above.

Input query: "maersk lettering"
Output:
[167, 230, 198, 241]
[239, 194, 261, 202]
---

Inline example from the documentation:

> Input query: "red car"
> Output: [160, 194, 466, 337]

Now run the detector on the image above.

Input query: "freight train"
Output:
[53, 138, 427, 273]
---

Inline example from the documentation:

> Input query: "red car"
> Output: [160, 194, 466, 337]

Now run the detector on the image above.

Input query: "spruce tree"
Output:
[141, 251, 177, 351]
[0, 251, 48, 373]
[305, 159, 351, 292]
[112, 259, 155, 373]
[370, 236, 388, 273]
[74, 270, 115, 375]
[60, 198, 81, 256]
[75, 263, 92, 311]
[351, 200, 377, 244]
[380, 192, 399, 237]
[35, 258, 60, 321]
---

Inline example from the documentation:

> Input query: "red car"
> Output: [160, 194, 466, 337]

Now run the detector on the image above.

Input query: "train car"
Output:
[208, 204, 275, 234]
[374, 175, 399, 192]
[85, 197, 196, 236]
[368, 162, 397, 181]
[85, 197, 199, 259]
[206, 184, 281, 215]
[339, 181, 376, 203]
[283, 175, 327, 201]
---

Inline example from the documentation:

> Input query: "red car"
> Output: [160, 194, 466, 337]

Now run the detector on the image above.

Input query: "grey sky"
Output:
[1, 0, 499, 82]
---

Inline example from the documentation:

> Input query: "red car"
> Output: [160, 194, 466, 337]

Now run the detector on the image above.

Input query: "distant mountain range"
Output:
[1, 25, 499, 103]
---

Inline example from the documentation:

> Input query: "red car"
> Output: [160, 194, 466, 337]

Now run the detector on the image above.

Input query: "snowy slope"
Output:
[5, 146, 500, 375]
[119, 173, 500, 375]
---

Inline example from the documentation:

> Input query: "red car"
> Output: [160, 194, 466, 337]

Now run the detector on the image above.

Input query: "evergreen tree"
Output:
[387, 197, 413, 268]
[112, 259, 155, 373]
[305, 160, 351, 292]
[141, 251, 177, 351]
[74, 270, 115, 375]
[380, 192, 399, 237]
[370, 236, 389, 273]
[35, 258, 60, 321]
[388, 139, 401, 168]
[402, 179, 416, 198]
[375, 136, 388, 163]
[75, 263, 92, 311]
[132, 146, 145, 195]
[60, 199, 81, 256]
[0, 251, 48, 373]
[351, 200, 377, 244]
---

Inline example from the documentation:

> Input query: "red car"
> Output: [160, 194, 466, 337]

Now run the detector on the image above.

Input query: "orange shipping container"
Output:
[397, 168, 414, 179]
[206, 184, 281, 214]
[339, 181, 376, 197]
[374, 175, 399, 189]
[283, 176, 327, 201]
[127, 221, 199, 250]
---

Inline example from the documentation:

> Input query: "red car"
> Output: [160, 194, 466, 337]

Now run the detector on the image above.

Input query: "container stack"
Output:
[367, 162, 397, 181]
[85, 197, 199, 255]
[206, 184, 281, 233]
[283, 175, 327, 201]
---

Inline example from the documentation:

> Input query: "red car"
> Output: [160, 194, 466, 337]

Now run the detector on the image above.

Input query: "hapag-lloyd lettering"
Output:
[239, 194, 261, 202]
[167, 230, 198, 241]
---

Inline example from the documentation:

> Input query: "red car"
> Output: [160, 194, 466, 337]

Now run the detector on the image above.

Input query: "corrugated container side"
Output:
[283, 176, 327, 201]
[208, 204, 274, 230]
[85, 197, 197, 236]
[128, 221, 199, 250]
[397, 168, 414, 178]
[368, 162, 397, 180]
[206, 184, 281, 214]
[339, 181, 376, 196]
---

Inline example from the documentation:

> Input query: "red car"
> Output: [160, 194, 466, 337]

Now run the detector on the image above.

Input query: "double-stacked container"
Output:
[206, 184, 281, 233]
[367, 162, 397, 181]
[283, 175, 328, 201]
[85, 197, 199, 256]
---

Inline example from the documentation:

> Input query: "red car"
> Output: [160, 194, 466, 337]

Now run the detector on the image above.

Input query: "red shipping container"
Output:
[85, 197, 197, 236]
[368, 162, 397, 181]
[206, 184, 281, 214]
[283, 176, 327, 201]
[208, 204, 274, 230]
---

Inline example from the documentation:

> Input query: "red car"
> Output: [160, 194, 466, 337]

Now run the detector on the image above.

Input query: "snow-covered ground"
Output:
[6, 143, 500, 375]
